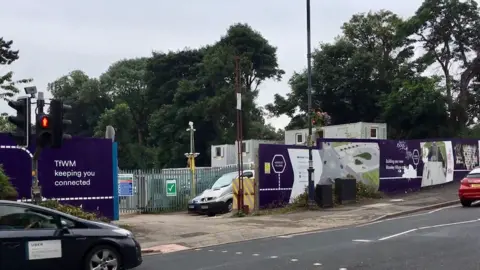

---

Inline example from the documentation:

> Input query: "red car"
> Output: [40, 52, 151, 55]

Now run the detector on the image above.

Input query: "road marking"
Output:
[221, 250, 227, 253]
[427, 205, 458, 214]
[379, 229, 417, 241]
[277, 235, 293, 238]
[418, 219, 479, 230]
[252, 254, 259, 256]
[378, 219, 480, 240]
[236, 252, 242, 254]
[313, 263, 322, 266]
[270, 256, 278, 259]
[208, 250, 214, 252]
[352, 239, 372, 242]
[291, 259, 298, 262]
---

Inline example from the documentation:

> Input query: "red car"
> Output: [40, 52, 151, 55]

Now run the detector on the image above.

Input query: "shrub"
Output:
[39, 200, 110, 222]
[0, 165, 18, 200]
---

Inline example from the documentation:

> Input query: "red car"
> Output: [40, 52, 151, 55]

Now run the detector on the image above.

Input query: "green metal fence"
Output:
[118, 163, 254, 214]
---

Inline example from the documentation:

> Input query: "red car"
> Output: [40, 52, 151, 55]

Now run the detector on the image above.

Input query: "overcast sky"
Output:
[0, 0, 424, 129]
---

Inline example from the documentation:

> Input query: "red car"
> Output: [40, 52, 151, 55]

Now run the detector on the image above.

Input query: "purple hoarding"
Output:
[0, 133, 117, 219]
[257, 138, 476, 208]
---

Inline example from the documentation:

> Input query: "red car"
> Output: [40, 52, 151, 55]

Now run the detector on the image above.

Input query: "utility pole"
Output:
[185, 121, 199, 198]
[31, 92, 44, 204]
[235, 56, 244, 213]
[306, 0, 316, 205]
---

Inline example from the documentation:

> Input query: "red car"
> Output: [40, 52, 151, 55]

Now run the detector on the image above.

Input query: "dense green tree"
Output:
[48, 70, 113, 137]
[402, 0, 480, 129]
[0, 37, 32, 100]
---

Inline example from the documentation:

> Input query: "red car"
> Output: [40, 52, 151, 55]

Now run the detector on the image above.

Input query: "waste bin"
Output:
[334, 178, 356, 204]
[314, 184, 333, 208]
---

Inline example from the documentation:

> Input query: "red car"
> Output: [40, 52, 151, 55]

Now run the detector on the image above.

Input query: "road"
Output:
[136, 204, 480, 270]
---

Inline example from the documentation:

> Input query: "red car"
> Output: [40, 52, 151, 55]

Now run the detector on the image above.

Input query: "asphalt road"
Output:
[136, 203, 480, 270]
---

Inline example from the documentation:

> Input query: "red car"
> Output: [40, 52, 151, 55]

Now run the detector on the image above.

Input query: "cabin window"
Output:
[370, 127, 378, 138]
[296, 133, 303, 143]
[241, 142, 248, 153]
[215, 147, 222, 157]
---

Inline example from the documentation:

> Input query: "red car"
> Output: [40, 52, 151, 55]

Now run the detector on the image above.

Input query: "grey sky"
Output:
[0, 0, 423, 129]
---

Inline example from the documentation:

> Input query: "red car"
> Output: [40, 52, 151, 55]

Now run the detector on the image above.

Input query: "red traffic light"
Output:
[41, 116, 49, 128]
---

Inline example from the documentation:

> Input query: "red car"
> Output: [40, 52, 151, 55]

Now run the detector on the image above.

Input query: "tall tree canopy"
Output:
[35, 0, 480, 169]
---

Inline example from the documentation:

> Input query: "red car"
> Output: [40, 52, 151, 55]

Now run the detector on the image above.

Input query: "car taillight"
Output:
[461, 178, 471, 187]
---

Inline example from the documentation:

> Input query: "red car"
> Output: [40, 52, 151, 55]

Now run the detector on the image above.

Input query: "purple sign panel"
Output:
[258, 138, 478, 209]
[0, 133, 116, 219]
[378, 140, 423, 193]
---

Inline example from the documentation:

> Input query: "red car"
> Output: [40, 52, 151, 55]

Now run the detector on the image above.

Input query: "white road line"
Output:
[270, 256, 278, 259]
[252, 254, 259, 256]
[352, 239, 372, 242]
[378, 229, 417, 241]
[357, 205, 460, 228]
[418, 219, 479, 230]
[378, 219, 480, 241]
[291, 259, 298, 262]
[313, 263, 322, 266]
[427, 205, 458, 214]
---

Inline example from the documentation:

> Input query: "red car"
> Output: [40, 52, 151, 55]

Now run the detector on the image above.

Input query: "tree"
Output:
[48, 70, 112, 137]
[402, 0, 480, 129]
[267, 11, 415, 127]
[0, 37, 32, 100]
[100, 58, 150, 145]
[0, 113, 14, 132]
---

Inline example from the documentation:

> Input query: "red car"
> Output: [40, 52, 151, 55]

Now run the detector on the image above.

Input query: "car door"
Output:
[56, 216, 98, 269]
[0, 204, 63, 270]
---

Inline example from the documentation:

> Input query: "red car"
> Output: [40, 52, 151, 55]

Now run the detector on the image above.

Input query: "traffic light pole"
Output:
[31, 92, 45, 204]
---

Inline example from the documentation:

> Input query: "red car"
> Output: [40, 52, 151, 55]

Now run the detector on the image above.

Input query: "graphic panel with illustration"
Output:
[378, 140, 422, 193]
[452, 139, 479, 171]
[420, 141, 454, 187]
[320, 141, 380, 189]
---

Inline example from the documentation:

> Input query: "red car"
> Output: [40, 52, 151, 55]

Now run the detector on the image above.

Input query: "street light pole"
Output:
[306, 0, 315, 204]
[185, 121, 199, 198]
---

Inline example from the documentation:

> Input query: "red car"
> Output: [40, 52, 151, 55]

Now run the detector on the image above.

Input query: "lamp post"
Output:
[306, 0, 315, 204]
[185, 121, 199, 198]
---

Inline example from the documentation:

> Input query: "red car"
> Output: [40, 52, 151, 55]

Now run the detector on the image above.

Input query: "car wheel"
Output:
[84, 245, 121, 270]
[460, 199, 473, 207]
[227, 200, 233, 213]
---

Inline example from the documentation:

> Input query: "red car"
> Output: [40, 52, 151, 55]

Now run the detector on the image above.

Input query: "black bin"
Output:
[314, 184, 333, 208]
[334, 178, 356, 204]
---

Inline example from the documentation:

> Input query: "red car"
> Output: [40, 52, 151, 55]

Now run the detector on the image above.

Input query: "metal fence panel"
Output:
[118, 163, 253, 214]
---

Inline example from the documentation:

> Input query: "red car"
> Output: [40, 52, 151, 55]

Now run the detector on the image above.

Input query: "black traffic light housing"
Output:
[36, 113, 52, 148]
[7, 96, 31, 147]
[49, 99, 72, 148]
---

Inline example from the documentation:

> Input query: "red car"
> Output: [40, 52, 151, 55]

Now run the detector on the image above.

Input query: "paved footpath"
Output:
[136, 203, 480, 270]
[117, 183, 459, 252]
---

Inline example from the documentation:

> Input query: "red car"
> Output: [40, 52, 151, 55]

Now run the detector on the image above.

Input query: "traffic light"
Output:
[49, 99, 71, 148]
[36, 113, 52, 148]
[7, 97, 31, 147]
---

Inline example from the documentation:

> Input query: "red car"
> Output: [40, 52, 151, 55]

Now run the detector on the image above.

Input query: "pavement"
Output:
[116, 183, 459, 253]
[136, 202, 480, 269]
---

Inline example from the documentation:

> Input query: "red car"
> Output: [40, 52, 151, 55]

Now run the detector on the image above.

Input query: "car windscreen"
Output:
[466, 173, 480, 178]
[211, 172, 237, 189]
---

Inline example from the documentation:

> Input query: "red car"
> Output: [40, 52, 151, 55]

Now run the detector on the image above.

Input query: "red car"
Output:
[459, 168, 480, 207]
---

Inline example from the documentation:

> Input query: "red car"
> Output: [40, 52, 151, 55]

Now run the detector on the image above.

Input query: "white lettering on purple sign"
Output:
[53, 160, 95, 187]
[385, 159, 404, 170]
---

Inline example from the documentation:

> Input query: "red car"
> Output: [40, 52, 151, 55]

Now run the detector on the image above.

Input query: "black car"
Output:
[0, 200, 142, 270]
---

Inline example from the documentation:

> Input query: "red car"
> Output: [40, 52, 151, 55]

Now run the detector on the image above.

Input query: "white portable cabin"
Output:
[211, 144, 236, 167]
[284, 122, 387, 144]
[235, 139, 282, 164]
[323, 122, 387, 139]
[284, 128, 310, 145]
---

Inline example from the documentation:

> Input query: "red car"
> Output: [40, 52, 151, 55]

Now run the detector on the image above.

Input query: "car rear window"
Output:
[466, 173, 480, 178]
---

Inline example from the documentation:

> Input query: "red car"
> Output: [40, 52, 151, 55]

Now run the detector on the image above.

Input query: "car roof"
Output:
[0, 200, 75, 218]
[469, 168, 480, 174]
